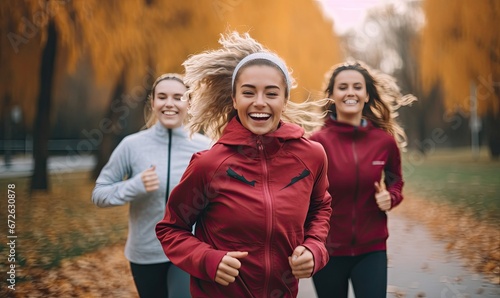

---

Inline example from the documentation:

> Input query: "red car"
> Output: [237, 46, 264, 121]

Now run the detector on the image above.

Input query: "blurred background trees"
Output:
[340, 0, 499, 157]
[419, 0, 500, 158]
[0, 0, 341, 191]
[0, 0, 498, 192]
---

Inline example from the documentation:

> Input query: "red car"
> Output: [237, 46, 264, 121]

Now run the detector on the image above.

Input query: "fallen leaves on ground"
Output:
[1, 171, 499, 297]
[9, 244, 138, 298]
[0, 171, 131, 297]
[393, 189, 500, 284]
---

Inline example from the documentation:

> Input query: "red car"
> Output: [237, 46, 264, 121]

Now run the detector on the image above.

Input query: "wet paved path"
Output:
[298, 213, 499, 297]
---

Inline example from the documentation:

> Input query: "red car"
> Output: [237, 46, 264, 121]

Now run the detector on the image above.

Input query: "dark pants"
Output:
[312, 250, 387, 298]
[130, 261, 191, 298]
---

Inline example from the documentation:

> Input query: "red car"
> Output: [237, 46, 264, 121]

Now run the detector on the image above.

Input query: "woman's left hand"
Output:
[288, 245, 314, 279]
[374, 181, 391, 211]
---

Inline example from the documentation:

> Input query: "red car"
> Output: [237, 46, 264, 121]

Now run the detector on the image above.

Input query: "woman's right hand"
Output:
[141, 165, 160, 192]
[215, 251, 248, 286]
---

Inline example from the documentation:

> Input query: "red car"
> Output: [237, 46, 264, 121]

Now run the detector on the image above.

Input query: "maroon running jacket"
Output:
[156, 117, 332, 297]
[310, 117, 404, 256]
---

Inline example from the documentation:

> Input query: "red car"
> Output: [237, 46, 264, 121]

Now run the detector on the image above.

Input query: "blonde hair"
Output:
[183, 31, 329, 140]
[144, 73, 186, 128]
[323, 60, 416, 149]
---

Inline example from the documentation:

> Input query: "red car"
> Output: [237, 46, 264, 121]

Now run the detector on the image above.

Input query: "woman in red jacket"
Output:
[310, 61, 416, 298]
[155, 32, 332, 298]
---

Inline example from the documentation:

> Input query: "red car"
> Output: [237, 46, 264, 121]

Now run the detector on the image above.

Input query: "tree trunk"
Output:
[3, 94, 12, 168]
[485, 113, 500, 159]
[91, 70, 127, 180]
[31, 20, 57, 192]
[486, 83, 500, 159]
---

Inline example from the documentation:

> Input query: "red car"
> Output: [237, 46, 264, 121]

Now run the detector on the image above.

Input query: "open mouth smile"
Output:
[343, 99, 359, 105]
[249, 113, 271, 121]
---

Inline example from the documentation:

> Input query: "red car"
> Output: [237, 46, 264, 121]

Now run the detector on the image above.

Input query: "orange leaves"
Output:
[221, 0, 342, 102]
[0, 171, 130, 297]
[3, 244, 138, 297]
[1, 0, 342, 129]
[419, 0, 500, 116]
[394, 189, 500, 284]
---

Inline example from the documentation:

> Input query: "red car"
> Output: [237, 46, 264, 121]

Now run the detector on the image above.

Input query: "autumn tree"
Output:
[341, 2, 435, 150]
[1, 1, 140, 191]
[0, 0, 222, 189]
[0, 1, 82, 192]
[420, 0, 500, 157]
[89, 0, 342, 177]
[219, 0, 342, 101]
[89, 0, 223, 178]
[0, 0, 341, 192]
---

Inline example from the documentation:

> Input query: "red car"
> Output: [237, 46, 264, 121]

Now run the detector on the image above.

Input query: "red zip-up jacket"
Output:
[310, 117, 403, 256]
[156, 117, 332, 298]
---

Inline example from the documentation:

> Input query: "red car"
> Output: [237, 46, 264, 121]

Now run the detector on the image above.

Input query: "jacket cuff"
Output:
[203, 250, 227, 281]
[389, 192, 398, 210]
[123, 173, 148, 201]
[302, 238, 329, 276]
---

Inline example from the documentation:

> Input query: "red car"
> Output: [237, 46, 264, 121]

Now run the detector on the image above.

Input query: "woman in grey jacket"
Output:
[92, 73, 212, 298]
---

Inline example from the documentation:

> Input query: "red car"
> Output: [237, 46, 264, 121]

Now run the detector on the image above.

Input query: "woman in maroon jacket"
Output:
[155, 32, 332, 298]
[310, 61, 416, 298]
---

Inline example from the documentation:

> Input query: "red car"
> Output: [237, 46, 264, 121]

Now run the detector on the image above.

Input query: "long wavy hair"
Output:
[323, 60, 416, 148]
[183, 31, 329, 140]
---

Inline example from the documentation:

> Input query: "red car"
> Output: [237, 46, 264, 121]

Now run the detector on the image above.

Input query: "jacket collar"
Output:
[325, 114, 373, 133]
[153, 121, 189, 138]
[217, 117, 304, 157]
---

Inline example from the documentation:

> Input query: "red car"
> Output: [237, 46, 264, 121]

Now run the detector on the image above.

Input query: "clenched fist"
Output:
[141, 165, 160, 192]
[215, 251, 248, 286]
[288, 245, 314, 279]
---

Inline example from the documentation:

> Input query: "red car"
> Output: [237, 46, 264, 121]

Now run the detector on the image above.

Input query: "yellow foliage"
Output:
[222, 0, 341, 101]
[0, 1, 43, 126]
[420, 0, 500, 116]
[0, 0, 340, 127]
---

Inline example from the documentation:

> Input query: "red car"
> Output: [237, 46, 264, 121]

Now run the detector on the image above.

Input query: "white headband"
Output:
[231, 52, 292, 94]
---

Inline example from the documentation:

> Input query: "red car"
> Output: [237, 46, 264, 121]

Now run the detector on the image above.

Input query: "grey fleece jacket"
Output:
[92, 122, 211, 264]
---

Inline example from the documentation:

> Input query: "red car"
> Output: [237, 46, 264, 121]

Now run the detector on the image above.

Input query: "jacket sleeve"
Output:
[301, 144, 332, 275]
[92, 140, 148, 207]
[385, 139, 404, 209]
[156, 152, 226, 281]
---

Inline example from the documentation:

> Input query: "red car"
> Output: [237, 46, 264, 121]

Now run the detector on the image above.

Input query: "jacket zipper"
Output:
[350, 127, 359, 255]
[165, 129, 172, 205]
[258, 138, 273, 295]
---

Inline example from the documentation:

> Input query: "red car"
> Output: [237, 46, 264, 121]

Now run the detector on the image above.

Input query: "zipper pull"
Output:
[257, 137, 263, 151]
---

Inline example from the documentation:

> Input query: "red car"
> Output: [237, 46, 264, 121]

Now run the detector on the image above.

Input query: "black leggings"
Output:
[312, 250, 387, 298]
[130, 261, 191, 298]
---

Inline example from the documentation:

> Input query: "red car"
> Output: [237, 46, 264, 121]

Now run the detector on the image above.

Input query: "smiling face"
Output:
[232, 64, 287, 135]
[331, 69, 369, 125]
[152, 79, 188, 129]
